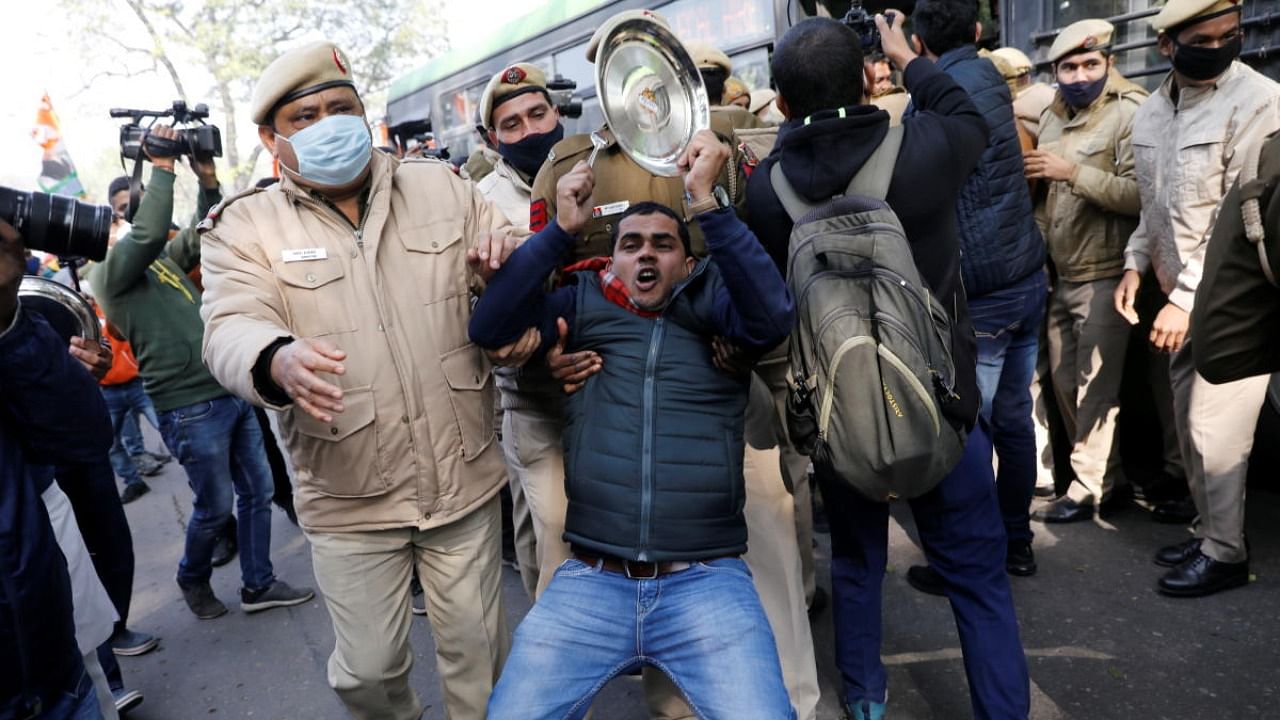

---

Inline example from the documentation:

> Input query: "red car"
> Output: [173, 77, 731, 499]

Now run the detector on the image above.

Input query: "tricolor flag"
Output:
[31, 93, 87, 198]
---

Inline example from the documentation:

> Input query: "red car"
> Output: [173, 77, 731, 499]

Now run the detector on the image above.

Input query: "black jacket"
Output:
[0, 308, 114, 716]
[746, 57, 988, 429]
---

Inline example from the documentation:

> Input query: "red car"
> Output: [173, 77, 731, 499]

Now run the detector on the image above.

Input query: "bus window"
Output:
[1052, 0, 1129, 27]
[440, 82, 486, 134]
[730, 47, 772, 91]
[554, 42, 595, 94]
[662, 0, 775, 49]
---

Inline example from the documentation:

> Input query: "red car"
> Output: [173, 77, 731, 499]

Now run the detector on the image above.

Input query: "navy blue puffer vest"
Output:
[937, 46, 1046, 298]
[561, 264, 749, 562]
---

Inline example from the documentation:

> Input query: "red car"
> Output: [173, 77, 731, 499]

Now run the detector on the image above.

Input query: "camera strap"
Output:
[126, 152, 146, 224]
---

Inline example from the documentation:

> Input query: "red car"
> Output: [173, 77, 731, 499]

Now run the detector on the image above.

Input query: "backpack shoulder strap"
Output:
[847, 125, 904, 201]
[770, 124, 906, 221]
[769, 161, 814, 221]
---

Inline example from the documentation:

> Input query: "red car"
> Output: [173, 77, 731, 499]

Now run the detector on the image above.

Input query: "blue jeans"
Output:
[158, 395, 275, 590]
[488, 557, 795, 720]
[969, 270, 1048, 544]
[101, 378, 161, 487]
[33, 667, 103, 720]
[819, 422, 1030, 719]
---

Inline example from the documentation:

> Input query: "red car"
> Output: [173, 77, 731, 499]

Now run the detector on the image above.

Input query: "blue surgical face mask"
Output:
[277, 114, 372, 188]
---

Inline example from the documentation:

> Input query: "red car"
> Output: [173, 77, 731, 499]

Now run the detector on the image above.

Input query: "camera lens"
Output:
[0, 186, 111, 261]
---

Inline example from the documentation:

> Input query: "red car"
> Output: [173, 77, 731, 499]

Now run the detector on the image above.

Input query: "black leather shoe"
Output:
[906, 565, 946, 597]
[1101, 484, 1135, 511]
[1006, 540, 1037, 577]
[1031, 497, 1094, 523]
[1158, 551, 1249, 598]
[1154, 538, 1202, 568]
[1152, 496, 1198, 524]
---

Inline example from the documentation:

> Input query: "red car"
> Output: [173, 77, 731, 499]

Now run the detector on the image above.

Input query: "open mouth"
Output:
[635, 267, 659, 292]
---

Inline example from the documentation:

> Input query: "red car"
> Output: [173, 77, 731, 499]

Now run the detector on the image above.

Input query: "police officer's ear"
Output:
[861, 62, 876, 104]
[486, 129, 499, 148]
[258, 124, 279, 157]
[1157, 32, 1174, 59]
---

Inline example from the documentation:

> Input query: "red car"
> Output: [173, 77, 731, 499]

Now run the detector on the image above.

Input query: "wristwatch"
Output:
[688, 185, 730, 215]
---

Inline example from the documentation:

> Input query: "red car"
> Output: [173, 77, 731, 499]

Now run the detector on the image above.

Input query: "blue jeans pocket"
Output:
[555, 558, 598, 577]
[696, 557, 753, 579]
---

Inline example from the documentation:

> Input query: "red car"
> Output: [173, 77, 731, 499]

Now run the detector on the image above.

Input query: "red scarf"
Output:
[561, 258, 661, 318]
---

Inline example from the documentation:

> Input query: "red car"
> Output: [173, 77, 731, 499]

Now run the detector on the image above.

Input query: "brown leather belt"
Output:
[573, 552, 699, 579]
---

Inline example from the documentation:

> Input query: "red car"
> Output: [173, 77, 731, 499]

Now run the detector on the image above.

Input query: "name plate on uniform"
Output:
[592, 201, 630, 219]
[282, 248, 328, 263]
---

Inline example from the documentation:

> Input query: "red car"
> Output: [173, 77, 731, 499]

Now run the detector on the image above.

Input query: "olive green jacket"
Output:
[1034, 70, 1147, 283]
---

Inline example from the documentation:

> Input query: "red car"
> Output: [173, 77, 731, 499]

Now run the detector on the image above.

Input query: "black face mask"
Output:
[498, 124, 565, 178]
[1059, 75, 1108, 110]
[1171, 35, 1242, 82]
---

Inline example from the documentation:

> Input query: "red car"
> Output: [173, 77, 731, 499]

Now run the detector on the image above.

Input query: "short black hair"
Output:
[108, 176, 132, 200]
[701, 67, 728, 106]
[913, 0, 978, 57]
[610, 201, 693, 256]
[772, 18, 865, 120]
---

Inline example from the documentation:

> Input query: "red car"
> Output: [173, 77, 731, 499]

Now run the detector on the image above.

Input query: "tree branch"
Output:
[123, 0, 188, 98]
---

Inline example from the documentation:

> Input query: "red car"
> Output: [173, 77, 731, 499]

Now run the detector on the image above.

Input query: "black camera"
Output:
[0, 187, 111, 261]
[546, 75, 583, 119]
[111, 100, 223, 161]
[839, 1, 901, 53]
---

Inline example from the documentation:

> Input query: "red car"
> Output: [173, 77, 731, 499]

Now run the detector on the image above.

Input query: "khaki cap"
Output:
[684, 40, 732, 74]
[1151, 0, 1241, 33]
[478, 63, 549, 128]
[748, 88, 777, 115]
[980, 48, 1015, 79]
[251, 41, 357, 125]
[585, 9, 672, 63]
[1048, 19, 1115, 63]
[990, 47, 1034, 77]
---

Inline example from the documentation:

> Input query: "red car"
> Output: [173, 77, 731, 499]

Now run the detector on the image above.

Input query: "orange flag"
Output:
[31, 93, 87, 197]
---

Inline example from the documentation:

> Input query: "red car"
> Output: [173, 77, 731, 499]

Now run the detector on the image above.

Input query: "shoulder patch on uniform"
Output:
[530, 198, 549, 232]
[197, 186, 265, 233]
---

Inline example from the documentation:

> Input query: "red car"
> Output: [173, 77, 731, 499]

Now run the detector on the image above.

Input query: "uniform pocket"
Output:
[275, 261, 356, 336]
[400, 221, 467, 304]
[440, 343, 496, 460]
[288, 386, 388, 497]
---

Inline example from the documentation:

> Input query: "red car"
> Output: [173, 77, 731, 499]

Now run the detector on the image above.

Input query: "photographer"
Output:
[0, 217, 115, 718]
[92, 125, 313, 620]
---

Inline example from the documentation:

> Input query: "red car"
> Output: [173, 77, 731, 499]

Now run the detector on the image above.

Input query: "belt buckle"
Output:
[623, 559, 659, 580]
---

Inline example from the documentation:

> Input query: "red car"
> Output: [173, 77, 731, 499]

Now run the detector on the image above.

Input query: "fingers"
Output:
[294, 393, 339, 423]
[554, 316, 570, 351]
[309, 337, 349, 363]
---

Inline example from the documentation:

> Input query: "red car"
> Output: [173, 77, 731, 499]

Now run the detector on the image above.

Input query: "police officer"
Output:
[685, 39, 765, 135]
[991, 46, 1056, 139]
[474, 62, 566, 600]
[1026, 20, 1148, 523]
[199, 42, 516, 719]
[1114, 0, 1280, 597]
[529, 10, 820, 720]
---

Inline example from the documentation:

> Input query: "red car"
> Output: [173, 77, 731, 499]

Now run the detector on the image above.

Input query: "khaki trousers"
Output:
[1169, 338, 1268, 563]
[501, 407, 572, 598]
[508, 469, 539, 598]
[1047, 278, 1130, 504]
[1030, 323, 1058, 492]
[306, 497, 509, 720]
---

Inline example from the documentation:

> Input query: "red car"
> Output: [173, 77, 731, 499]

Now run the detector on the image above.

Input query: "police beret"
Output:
[748, 88, 777, 115]
[684, 40, 732, 74]
[478, 63, 549, 128]
[980, 48, 1016, 79]
[1048, 19, 1115, 63]
[585, 9, 672, 63]
[990, 47, 1034, 77]
[1151, 0, 1241, 33]
[251, 41, 357, 126]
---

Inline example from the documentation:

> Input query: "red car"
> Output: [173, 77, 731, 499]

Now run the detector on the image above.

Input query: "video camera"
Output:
[110, 100, 223, 161]
[843, 2, 893, 53]
[547, 74, 583, 119]
[0, 187, 111, 261]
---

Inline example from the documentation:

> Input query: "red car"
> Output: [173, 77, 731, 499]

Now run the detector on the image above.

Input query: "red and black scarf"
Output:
[561, 258, 660, 318]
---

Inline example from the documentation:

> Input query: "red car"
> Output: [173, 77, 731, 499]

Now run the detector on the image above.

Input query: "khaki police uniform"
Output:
[528, 17, 820, 720]
[203, 44, 510, 720]
[475, 62, 563, 599]
[1125, 0, 1279, 566]
[1034, 21, 1148, 506]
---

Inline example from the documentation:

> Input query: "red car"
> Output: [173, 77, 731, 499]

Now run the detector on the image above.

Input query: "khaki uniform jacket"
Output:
[1015, 83, 1056, 140]
[476, 158, 533, 233]
[198, 151, 512, 533]
[530, 123, 746, 261]
[1125, 62, 1280, 311]
[1035, 70, 1147, 282]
